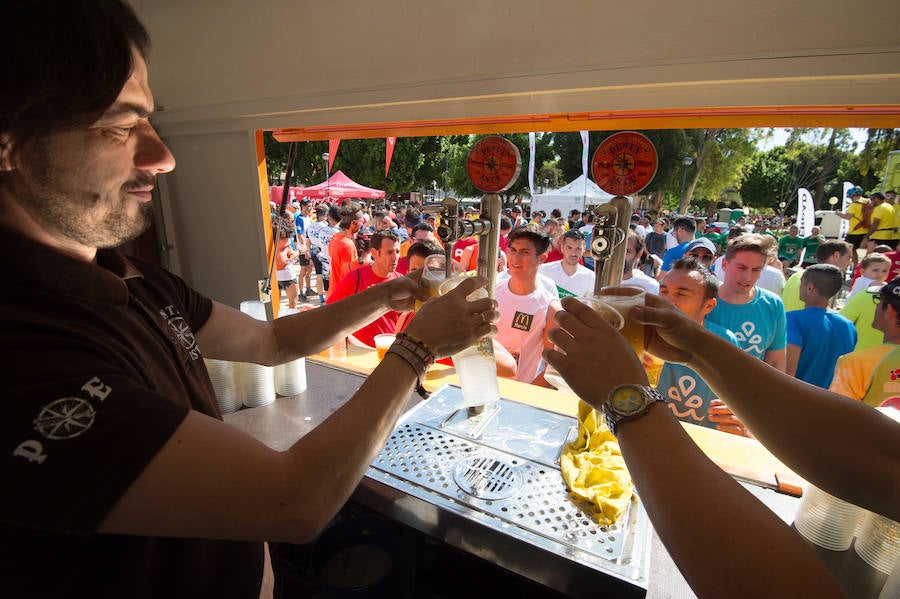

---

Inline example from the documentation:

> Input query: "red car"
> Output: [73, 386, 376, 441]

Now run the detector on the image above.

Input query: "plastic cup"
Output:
[374, 334, 396, 361]
[590, 286, 647, 358]
[793, 484, 865, 551]
[855, 511, 900, 574]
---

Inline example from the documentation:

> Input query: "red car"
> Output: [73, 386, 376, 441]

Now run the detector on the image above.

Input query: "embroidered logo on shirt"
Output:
[511, 311, 534, 332]
[160, 305, 201, 360]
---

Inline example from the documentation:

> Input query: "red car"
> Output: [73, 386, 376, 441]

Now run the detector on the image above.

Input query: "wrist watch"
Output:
[602, 384, 665, 436]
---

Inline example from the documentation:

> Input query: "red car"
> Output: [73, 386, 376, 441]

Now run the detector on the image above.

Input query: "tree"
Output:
[859, 128, 899, 182]
[678, 128, 756, 215]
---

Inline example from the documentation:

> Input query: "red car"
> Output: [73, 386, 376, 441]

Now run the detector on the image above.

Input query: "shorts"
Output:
[311, 253, 324, 275]
[277, 279, 297, 290]
[296, 255, 310, 267]
[845, 234, 866, 250]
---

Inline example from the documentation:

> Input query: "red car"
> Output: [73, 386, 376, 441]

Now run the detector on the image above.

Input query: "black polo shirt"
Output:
[1, 229, 263, 598]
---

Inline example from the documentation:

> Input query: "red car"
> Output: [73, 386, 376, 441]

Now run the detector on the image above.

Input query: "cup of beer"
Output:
[586, 286, 647, 358]
[374, 334, 396, 362]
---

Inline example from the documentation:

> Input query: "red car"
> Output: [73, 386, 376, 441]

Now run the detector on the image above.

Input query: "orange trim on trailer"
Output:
[271, 105, 900, 142]
[255, 129, 280, 318]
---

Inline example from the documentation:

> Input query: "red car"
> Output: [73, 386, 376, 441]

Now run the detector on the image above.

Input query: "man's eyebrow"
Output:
[98, 102, 152, 121]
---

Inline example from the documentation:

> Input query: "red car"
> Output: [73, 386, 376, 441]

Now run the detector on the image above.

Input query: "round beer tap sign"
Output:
[466, 136, 522, 193]
[591, 131, 658, 196]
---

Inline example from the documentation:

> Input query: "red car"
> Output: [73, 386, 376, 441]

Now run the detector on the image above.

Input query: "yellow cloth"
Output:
[559, 400, 633, 525]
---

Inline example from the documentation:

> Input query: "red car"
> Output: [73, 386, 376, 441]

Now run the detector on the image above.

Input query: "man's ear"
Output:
[0, 134, 13, 171]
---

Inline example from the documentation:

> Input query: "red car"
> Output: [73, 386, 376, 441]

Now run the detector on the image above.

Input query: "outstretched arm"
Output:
[545, 299, 845, 599]
[633, 295, 900, 520]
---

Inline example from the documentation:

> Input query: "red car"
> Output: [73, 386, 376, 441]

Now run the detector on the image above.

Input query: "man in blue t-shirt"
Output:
[707, 233, 787, 371]
[786, 265, 857, 388]
[657, 216, 697, 279]
[656, 258, 750, 436]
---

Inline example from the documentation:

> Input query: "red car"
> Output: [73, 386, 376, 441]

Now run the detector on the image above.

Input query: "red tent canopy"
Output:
[298, 170, 385, 200]
[268, 171, 385, 205]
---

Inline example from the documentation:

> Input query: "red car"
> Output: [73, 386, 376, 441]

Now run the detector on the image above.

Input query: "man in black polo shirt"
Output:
[0, 3, 497, 598]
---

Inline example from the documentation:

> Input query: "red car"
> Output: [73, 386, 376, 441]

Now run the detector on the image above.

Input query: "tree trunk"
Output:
[678, 128, 720, 215]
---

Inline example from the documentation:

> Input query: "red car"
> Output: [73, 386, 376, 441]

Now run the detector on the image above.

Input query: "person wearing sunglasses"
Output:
[830, 277, 900, 407]
[683, 237, 717, 266]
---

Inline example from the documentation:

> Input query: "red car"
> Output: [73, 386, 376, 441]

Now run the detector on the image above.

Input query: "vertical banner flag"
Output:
[328, 139, 340, 173]
[797, 188, 815, 237]
[580, 130, 589, 200]
[385, 137, 396, 177]
[841, 181, 854, 240]
[528, 132, 536, 196]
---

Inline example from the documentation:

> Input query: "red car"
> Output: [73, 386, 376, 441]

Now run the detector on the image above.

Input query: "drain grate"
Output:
[453, 455, 522, 500]
[371, 422, 629, 560]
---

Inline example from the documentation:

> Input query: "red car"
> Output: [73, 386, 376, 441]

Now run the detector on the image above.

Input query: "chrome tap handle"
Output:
[592, 196, 633, 295]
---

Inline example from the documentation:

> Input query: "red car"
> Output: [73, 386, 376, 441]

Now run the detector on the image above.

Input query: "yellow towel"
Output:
[559, 400, 633, 525]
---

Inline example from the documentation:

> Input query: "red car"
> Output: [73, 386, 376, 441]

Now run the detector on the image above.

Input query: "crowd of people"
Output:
[3, 3, 897, 597]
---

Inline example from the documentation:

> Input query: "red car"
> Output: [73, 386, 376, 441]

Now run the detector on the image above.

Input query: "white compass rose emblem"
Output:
[33, 398, 96, 440]
[167, 316, 197, 350]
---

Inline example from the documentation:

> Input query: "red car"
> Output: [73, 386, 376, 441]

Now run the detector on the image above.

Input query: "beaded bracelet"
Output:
[388, 333, 435, 399]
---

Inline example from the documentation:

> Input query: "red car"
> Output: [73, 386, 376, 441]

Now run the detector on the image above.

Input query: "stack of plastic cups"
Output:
[204, 358, 241, 414]
[274, 308, 308, 397]
[238, 300, 276, 408]
[794, 483, 865, 551]
[855, 511, 900, 576]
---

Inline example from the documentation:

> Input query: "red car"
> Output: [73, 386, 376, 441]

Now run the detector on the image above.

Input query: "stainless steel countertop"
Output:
[225, 360, 804, 598]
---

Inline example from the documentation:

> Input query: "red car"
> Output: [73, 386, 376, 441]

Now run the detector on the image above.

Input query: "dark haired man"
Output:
[785, 265, 857, 388]
[657, 216, 697, 280]
[0, 3, 496, 597]
[781, 239, 853, 312]
[326, 231, 403, 346]
[495, 224, 561, 384]
[327, 200, 364, 296]
[539, 229, 594, 298]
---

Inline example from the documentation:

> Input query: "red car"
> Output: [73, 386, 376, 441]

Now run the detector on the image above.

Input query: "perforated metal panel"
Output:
[371, 422, 628, 559]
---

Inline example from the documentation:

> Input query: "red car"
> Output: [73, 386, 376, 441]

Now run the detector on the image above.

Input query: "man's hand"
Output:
[543, 297, 648, 409]
[404, 276, 498, 358]
[708, 399, 754, 438]
[630, 294, 710, 366]
[381, 269, 430, 312]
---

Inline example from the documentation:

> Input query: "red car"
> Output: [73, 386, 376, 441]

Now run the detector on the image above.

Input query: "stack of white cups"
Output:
[204, 358, 241, 414]
[274, 307, 307, 396]
[238, 299, 276, 408]
[794, 484, 864, 551]
[855, 511, 900, 575]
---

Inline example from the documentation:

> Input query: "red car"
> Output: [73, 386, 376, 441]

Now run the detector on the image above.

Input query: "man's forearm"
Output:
[687, 331, 900, 519]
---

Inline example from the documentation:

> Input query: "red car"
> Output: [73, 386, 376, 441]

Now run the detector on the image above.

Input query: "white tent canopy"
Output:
[530, 175, 622, 216]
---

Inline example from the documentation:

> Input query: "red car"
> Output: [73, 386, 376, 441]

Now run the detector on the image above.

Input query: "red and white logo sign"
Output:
[591, 131, 658, 195]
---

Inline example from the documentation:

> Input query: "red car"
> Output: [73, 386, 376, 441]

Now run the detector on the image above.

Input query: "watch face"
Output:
[610, 386, 647, 416]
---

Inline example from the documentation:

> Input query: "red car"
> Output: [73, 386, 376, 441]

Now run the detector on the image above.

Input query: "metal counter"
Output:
[225, 360, 804, 598]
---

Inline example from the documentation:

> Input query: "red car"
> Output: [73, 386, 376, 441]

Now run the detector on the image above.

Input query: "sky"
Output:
[755, 128, 869, 153]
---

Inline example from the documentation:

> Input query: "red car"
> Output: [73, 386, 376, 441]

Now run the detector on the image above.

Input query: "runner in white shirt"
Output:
[539, 229, 595, 298]
[621, 230, 660, 294]
[494, 224, 561, 384]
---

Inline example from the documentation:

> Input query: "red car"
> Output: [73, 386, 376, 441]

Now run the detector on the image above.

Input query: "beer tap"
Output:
[591, 196, 633, 294]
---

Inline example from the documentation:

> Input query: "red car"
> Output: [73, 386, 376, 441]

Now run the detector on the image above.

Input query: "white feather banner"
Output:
[797, 188, 815, 237]
[840, 181, 855, 239]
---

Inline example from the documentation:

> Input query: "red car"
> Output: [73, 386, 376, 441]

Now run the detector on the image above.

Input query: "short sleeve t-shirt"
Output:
[325, 265, 401, 346]
[871, 202, 896, 241]
[781, 270, 804, 313]
[494, 279, 559, 383]
[2, 232, 263, 598]
[328, 232, 357, 292]
[660, 242, 690, 272]
[839, 288, 884, 351]
[830, 344, 900, 407]
[707, 287, 787, 360]
[786, 307, 857, 388]
[778, 235, 805, 262]
[539, 261, 595, 298]
[658, 321, 741, 429]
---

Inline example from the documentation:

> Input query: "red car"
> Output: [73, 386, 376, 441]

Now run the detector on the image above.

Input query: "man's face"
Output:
[721, 250, 767, 296]
[506, 237, 545, 281]
[624, 236, 641, 273]
[789, 226, 799, 237]
[830, 250, 852, 274]
[561, 237, 585, 267]
[408, 254, 427, 272]
[348, 214, 364, 236]
[871, 297, 895, 333]
[686, 247, 715, 266]
[2, 50, 175, 250]
[659, 269, 715, 323]
[886, 192, 896, 204]
[372, 239, 400, 273]
[375, 217, 393, 231]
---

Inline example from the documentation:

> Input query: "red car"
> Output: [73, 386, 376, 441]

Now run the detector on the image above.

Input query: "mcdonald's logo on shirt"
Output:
[512, 311, 534, 332]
